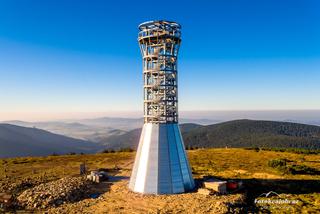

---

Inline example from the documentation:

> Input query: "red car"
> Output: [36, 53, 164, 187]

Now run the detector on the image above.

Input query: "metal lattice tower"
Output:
[129, 21, 195, 194]
[139, 21, 181, 123]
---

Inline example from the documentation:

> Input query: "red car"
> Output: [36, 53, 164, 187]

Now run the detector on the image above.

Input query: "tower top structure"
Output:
[138, 20, 181, 124]
[138, 20, 181, 31]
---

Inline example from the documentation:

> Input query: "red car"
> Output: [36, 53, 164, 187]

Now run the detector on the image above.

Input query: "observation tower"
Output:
[129, 20, 195, 194]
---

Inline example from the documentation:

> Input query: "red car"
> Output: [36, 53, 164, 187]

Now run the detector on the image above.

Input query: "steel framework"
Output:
[139, 20, 181, 123]
[129, 21, 194, 194]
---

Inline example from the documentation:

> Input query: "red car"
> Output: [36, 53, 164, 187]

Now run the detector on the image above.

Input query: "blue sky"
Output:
[0, 0, 319, 120]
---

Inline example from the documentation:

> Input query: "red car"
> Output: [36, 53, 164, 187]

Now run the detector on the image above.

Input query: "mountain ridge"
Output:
[0, 123, 103, 158]
[1, 119, 320, 158]
[101, 119, 320, 150]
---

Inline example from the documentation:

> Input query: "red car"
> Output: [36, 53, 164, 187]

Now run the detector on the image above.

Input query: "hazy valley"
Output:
[1, 117, 320, 158]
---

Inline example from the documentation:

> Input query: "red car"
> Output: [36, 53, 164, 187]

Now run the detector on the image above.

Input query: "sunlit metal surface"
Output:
[129, 21, 195, 194]
[129, 124, 194, 194]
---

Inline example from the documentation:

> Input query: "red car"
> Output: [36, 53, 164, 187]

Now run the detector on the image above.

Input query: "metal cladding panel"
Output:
[143, 125, 159, 193]
[173, 124, 195, 191]
[157, 124, 172, 194]
[128, 125, 146, 190]
[133, 123, 153, 193]
[175, 125, 195, 189]
[167, 124, 184, 193]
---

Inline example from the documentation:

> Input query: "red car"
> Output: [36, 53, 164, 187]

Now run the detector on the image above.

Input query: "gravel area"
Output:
[17, 176, 90, 209]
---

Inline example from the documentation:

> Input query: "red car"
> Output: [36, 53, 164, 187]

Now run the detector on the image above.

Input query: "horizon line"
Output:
[1, 109, 320, 122]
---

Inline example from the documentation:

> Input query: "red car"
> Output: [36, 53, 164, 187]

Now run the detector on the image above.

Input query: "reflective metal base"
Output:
[129, 123, 195, 194]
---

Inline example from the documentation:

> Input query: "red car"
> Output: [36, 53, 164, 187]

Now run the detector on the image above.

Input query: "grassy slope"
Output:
[1, 149, 319, 213]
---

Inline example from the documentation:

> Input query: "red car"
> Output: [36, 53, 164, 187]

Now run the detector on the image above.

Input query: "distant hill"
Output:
[68, 117, 143, 131]
[69, 117, 219, 129]
[2, 120, 128, 142]
[101, 123, 203, 150]
[0, 124, 103, 158]
[2, 118, 221, 143]
[183, 120, 320, 149]
[101, 120, 320, 150]
[2, 120, 319, 157]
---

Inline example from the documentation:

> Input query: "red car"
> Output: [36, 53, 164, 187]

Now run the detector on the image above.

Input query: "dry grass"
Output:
[188, 148, 320, 180]
[1, 148, 319, 213]
[0, 152, 134, 184]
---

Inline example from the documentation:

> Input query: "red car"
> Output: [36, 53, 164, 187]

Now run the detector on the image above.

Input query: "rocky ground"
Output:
[0, 175, 50, 195]
[17, 176, 90, 210]
[46, 171, 245, 214]
[1, 170, 245, 213]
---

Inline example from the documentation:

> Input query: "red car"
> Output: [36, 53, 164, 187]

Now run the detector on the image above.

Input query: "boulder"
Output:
[203, 180, 227, 194]
[197, 188, 212, 195]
